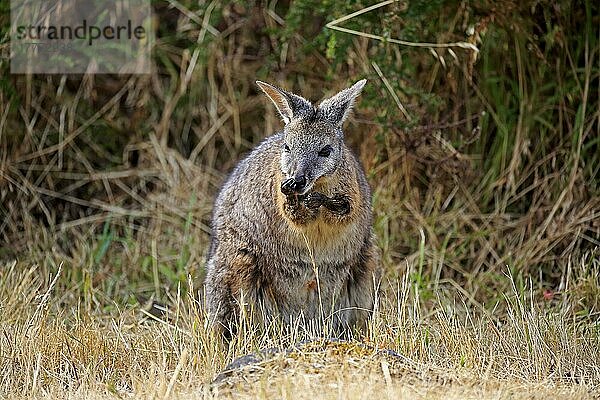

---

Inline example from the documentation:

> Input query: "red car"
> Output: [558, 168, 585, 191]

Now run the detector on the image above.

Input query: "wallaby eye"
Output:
[283, 144, 291, 152]
[318, 145, 333, 157]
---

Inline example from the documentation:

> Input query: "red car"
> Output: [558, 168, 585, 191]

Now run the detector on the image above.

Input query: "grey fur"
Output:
[204, 80, 381, 338]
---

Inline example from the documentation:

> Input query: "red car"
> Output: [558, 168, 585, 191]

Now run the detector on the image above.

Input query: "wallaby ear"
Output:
[256, 81, 312, 124]
[318, 79, 367, 126]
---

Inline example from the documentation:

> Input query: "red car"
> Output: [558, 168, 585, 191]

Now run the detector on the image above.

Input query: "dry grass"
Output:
[1, 253, 599, 399]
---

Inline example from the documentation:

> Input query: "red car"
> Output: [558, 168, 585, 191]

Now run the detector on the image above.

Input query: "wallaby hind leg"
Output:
[206, 247, 261, 339]
[338, 240, 381, 337]
[205, 263, 237, 339]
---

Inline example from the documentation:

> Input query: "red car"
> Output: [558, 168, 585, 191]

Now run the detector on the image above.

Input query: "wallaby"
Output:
[205, 80, 381, 338]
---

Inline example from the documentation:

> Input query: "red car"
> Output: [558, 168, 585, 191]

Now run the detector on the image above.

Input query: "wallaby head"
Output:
[256, 80, 366, 195]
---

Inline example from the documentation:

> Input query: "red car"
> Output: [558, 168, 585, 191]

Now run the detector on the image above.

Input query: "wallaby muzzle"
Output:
[281, 175, 307, 195]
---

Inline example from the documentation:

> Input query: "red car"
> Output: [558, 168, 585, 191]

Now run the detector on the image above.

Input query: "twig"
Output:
[164, 348, 189, 399]
[326, 0, 478, 52]
[301, 232, 326, 334]
[372, 61, 411, 121]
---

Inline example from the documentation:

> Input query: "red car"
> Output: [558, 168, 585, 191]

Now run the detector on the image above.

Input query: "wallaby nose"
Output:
[293, 175, 306, 190]
[280, 174, 307, 195]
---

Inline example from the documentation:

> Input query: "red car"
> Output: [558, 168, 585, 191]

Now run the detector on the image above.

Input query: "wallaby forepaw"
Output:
[303, 192, 327, 209]
[325, 194, 351, 215]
